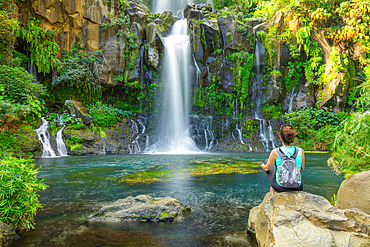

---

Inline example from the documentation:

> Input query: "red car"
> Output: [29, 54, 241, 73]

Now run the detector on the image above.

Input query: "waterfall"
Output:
[56, 127, 68, 156]
[35, 117, 69, 157]
[153, 0, 214, 15]
[152, 0, 190, 16]
[155, 19, 198, 153]
[35, 118, 57, 157]
[259, 119, 269, 151]
[251, 38, 266, 119]
[28, 62, 38, 83]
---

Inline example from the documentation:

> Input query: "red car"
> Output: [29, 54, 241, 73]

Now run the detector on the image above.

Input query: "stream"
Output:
[9, 153, 344, 247]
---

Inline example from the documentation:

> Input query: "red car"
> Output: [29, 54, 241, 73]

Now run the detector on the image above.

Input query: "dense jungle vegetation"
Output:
[0, 0, 369, 231]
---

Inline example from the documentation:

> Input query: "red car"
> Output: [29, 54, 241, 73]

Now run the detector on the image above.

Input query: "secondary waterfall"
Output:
[35, 118, 57, 157]
[56, 127, 68, 156]
[252, 38, 277, 150]
[35, 117, 69, 157]
[155, 19, 198, 153]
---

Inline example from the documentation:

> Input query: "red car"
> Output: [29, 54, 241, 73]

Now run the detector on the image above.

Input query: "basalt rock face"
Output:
[185, 4, 254, 93]
[88, 195, 191, 222]
[258, 11, 356, 113]
[19, 0, 167, 87]
[248, 191, 370, 247]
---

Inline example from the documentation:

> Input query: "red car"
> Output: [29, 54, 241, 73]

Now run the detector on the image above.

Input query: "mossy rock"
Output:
[88, 195, 191, 222]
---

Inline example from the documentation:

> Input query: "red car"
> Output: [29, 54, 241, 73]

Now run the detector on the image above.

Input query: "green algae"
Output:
[119, 161, 260, 185]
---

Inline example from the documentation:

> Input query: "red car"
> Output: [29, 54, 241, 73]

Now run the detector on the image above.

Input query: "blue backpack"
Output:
[276, 147, 301, 188]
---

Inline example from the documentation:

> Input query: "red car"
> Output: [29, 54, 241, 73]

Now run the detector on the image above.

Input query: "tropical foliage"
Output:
[0, 155, 47, 230]
[328, 66, 370, 177]
[285, 107, 342, 151]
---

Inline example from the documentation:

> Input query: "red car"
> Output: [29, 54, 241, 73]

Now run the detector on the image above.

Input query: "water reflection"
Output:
[9, 153, 344, 247]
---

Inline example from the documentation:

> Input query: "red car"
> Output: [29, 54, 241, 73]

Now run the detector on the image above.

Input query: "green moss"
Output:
[119, 161, 260, 185]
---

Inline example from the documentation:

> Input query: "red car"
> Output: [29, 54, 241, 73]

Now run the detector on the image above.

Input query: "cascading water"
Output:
[153, 0, 213, 16]
[252, 37, 277, 150]
[35, 118, 57, 157]
[35, 117, 69, 157]
[155, 19, 199, 153]
[251, 38, 265, 119]
[56, 127, 68, 156]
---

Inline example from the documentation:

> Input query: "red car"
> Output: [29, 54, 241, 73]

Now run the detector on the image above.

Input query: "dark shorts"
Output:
[264, 159, 303, 192]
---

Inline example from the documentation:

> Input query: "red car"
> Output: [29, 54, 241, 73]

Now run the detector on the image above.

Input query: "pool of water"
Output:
[8, 153, 344, 247]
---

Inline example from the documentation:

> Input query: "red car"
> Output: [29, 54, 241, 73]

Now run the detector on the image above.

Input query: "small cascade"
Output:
[251, 38, 266, 119]
[35, 118, 57, 157]
[259, 119, 276, 151]
[268, 121, 276, 149]
[56, 127, 68, 156]
[259, 119, 269, 151]
[283, 87, 297, 115]
[235, 123, 245, 145]
[193, 55, 201, 88]
[28, 62, 38, 83]
[128, 120, 142, 154]
[190, 115, 215, 151]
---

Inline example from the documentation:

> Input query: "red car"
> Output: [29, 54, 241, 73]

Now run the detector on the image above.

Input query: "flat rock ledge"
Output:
[88, 195, 191, 222]
[248, 191, 370, 247]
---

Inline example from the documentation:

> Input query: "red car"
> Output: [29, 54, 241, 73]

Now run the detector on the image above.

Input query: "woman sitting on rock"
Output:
[261, 125, 305, 192]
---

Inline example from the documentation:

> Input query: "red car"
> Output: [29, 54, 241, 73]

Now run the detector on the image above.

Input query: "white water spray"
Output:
[153, 0, 213, 16]
[35, 118, 57, 157]
[56, 127, 68, 156]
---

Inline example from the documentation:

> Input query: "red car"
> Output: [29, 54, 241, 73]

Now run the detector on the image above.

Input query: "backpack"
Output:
[276, 147, 301, 188]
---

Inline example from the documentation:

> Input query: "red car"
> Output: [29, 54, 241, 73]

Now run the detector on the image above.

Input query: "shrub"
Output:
[89, 102, 132, 127]
[0, 65, 45, 119]
[0, 155, 47, 230]
[328, 67, 370, 177]
[285, 107, 341, 150]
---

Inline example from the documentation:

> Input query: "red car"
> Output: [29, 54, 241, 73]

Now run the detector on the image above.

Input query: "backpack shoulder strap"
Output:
[291, 147, 298, 159]
[276, 147, 287, 159]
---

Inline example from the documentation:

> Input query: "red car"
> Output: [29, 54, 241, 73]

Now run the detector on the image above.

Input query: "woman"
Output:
[261, 125, 305, 192]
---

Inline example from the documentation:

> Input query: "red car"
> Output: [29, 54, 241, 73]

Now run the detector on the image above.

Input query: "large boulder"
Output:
[337, 171, 370, 215]
[248, 191, 370, 247]
[88, 195, 191, 222]
[65, 100, 93, 124]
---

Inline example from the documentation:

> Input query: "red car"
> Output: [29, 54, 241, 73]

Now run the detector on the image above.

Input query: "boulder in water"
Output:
[248, 191, 370, 247]
[88, 195, 191, 222]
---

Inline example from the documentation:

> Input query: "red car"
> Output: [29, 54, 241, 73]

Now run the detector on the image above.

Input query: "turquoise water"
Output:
[9, 153, 344, 247]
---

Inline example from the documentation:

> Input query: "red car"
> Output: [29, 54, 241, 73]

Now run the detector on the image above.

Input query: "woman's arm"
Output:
[301, 148, 305, 171]
[261, 150, 278, 171]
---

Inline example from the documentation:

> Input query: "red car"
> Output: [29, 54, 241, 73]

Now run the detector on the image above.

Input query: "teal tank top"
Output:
[275, 146, 302, 186]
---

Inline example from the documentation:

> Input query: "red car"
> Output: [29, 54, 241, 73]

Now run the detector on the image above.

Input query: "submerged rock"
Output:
[0, 222, 17, 246]
[88, 195, 191, 222]
[337, 170, 370, 215]
[248, 191, 370, 247]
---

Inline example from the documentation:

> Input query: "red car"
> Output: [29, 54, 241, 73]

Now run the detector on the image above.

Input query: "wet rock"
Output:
[65, 226, 168, 247]
[88, 195, 191, 222]
[248, 191, 370, 247]
[145, 22, 165, 70]
[0, 222, 17, 246]
[337, 171, 370, 215]
[65, 100, 93, 124]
